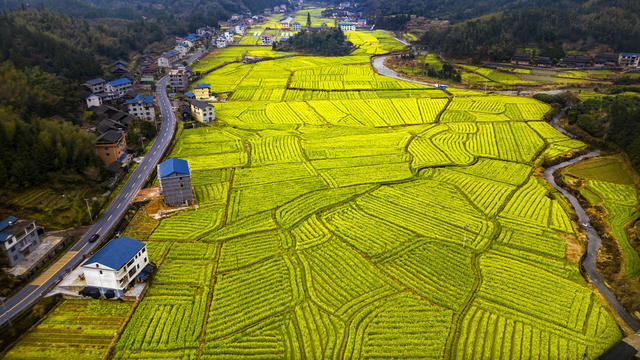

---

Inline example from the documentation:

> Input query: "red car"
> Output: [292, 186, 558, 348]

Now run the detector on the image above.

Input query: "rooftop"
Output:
[125, 94, 154, 105]
[96, 130, 124, 145]
[191, 99, 213, 109]
[108, 78, 131, 87]
[621, 52, 640, 57]
[82, 236, 145, 270]
[193, 83, 211, 89]
[86, 78, 106, 86]
[0, 216, 34, 243]
[158, 157, 191, 178]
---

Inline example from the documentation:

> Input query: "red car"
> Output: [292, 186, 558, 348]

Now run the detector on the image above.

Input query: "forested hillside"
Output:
[361, 0, 640, 60]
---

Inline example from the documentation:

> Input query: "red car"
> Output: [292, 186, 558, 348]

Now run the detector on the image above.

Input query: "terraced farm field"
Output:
[3, 300, 133, 360]
[122, 46, 626, 357]
[15, 31, 626, 360]
[121, 32, 624, 360]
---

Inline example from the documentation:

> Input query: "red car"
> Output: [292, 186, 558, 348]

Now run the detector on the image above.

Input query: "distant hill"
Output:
[362, 0, 640, 60]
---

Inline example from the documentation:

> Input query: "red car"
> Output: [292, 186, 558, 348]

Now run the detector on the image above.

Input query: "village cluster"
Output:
[510, 52, 640, 68]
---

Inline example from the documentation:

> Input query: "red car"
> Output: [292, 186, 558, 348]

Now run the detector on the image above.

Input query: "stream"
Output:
[371, 56, 640, 331]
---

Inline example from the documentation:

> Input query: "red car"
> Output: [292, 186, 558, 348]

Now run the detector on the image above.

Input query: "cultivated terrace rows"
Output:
[5, 31, 623, 360]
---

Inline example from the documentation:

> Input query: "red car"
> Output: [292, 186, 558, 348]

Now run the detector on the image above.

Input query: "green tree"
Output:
[306, 12, 311, 28]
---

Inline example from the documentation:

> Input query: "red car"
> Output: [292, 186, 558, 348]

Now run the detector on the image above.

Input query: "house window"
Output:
[96, 264, 99, 268]
[144, 257, 148, 262]
[99, 270, 103, 274]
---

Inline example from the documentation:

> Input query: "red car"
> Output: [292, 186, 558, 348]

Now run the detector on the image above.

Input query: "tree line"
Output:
[275, 28, 353, 56]
[568, 95, 640, 170]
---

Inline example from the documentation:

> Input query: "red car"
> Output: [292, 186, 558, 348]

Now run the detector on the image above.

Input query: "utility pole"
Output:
[84, 198, 93, 221]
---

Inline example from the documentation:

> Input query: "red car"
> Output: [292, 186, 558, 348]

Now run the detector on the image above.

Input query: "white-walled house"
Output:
[86, 94, 103, 108]
[126, 95, 155, 121]
[216, 36, 227, 48]
[104, 78, 132, 99]
[339, 23, 356, 32]
[82, 236, 149, 297]
[191, 100, 216, 123]
[0, 216, 41, 267]
[84, 78, 106, 93]
[262, 34, 274, 46]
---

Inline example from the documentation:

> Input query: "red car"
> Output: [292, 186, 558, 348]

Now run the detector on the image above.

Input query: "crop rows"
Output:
[116, 285, 208, 351]
[206, 257, 294, 340]
[299, 239, 394, 315]
[194, 183, 228, 206]
[501, 177, 552, 224]
[452, 302, 619, 360]
[3, 300, 132, 360]
[149, 206, 224, 241]
[356, 181, 496, 250]
[322, 203, 415, 257]
[248, 135, 304, 165]
[477, 253, 595, 331]
[378, 241, 474, 310]
[497, 217, 567, 258]
[203, 317, 286, 359]
[275, 184, 371, 228]
[431, 168, 516, 215]
[217, 232, 282, 273]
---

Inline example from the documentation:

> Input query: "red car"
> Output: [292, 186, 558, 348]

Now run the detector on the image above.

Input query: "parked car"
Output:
[89, 234, 100, 243]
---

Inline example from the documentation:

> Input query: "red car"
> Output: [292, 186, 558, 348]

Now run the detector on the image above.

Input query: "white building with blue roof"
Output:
[158, 158, 194, 206]
[105, 78, 132, 99]
[82, 236, 149, 297]
[126, 94, 156, 121]
[1, 216, 41, 267]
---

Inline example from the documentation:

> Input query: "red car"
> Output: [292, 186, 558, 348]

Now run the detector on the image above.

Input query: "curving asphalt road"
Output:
[0, 75, 176, 328]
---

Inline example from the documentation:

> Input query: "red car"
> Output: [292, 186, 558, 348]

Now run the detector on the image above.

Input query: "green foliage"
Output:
[418, 3, 640, 61]
[275, 28, 352, 56]
[3, 300, 132, 359]
[569, 95, 640, 170]
[0, 108, 101, 187]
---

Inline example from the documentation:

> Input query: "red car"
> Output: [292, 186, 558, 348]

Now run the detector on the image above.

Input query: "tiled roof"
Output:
[193, 83, 211, 89]
[191, 100, 212, 110]
[86, 78, 106, 85]
[96, 130, 123, 145]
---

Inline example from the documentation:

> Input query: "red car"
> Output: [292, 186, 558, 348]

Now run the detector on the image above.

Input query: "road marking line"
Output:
[108, 214, 113, 221]
[31, 251, 79, 286]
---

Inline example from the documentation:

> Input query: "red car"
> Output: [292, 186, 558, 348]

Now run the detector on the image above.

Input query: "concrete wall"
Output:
[160, 173, 194, 206]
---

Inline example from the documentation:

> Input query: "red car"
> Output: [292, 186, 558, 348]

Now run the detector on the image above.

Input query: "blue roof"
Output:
[108, 78, 131, 87]
[620, 52, 640, 57]
[0, 216, 19, 242]
[83, 236, 145, 270]
[185, 91, 195, 98]
[187, 33, 197, 38]
[193, 83, 210, 89]
[125, 94, 154, 104]
[117, 152, 128, 163]
[158, 157, 191, 178]
[0, 216, 18, 232]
